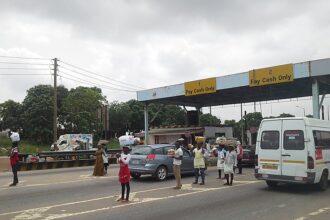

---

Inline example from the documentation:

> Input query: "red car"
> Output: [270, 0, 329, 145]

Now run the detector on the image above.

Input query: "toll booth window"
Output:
[313, 130, 330, 149]
[284, 130, 304, 150]
[261, 131, 279, 149]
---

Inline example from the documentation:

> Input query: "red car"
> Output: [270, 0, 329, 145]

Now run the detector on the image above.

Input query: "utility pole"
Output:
[241, 103, 244, 144]
[53, 58, 58, 147]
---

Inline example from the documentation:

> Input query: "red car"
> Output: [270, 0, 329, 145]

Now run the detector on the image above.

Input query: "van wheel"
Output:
[154, 166, 168, 181]
[266, 181, 278, 187]
[317, 171, 328, 191]
[131, 173, 141, 179]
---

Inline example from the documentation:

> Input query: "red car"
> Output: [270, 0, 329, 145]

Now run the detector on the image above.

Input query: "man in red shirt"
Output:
[10, 141, 19, 186]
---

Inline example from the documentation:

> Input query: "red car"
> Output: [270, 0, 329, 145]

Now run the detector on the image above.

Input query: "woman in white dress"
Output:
[224, 145, 237, 186]
[216, 144, 226, 179]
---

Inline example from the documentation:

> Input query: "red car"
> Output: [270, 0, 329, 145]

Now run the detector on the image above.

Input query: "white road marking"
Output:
[3, 180, 261, 219]
[1, 180, 26, 187]
[12, 207, 51, 220]
[0, 176, 116, 190]
[112, 181, 259, 209]
[295, 206, 330, 220]
[0, 185, 175, 217]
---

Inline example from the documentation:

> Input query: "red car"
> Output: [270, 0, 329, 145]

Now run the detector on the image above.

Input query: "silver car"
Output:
[129, 144, 194, 181]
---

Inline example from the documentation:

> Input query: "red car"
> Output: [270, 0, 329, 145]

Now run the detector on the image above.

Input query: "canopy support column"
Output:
[312, 79, 320, 119]
[144, 104, 149, 145]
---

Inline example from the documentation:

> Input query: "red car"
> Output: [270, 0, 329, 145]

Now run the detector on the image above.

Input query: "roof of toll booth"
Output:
[137, 58, 330, 107]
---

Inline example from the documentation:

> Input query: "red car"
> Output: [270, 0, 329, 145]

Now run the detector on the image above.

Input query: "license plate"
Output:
[132, 160, 140, 165]
[262, 164, 278, 170]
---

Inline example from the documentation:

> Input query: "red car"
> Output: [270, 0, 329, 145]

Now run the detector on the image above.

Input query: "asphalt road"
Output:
[1, 166, 330, 220]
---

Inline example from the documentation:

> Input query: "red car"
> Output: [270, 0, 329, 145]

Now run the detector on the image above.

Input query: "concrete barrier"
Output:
[16, 157, 118, 172]
[0, 156, 11, 172]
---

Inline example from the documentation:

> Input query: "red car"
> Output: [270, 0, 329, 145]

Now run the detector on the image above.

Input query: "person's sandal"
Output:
[116, 197, 124, 202]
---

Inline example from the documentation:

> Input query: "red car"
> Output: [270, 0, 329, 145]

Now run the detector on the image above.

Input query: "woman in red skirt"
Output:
[116, 146, 131, 202]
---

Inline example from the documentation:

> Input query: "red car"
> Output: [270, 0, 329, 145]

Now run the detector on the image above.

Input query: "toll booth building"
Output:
[136, 126, 233, 145]
[137, 58, 330, 145]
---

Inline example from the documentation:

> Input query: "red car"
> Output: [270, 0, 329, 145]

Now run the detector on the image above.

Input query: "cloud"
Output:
[1, 0, 330, 120]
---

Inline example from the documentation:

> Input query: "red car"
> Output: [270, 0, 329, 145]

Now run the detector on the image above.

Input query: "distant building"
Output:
[136, 126, 233, 145]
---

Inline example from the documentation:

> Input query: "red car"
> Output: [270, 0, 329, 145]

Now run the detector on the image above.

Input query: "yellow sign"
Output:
[249, 64, 294, 87]
[185, 77, 216, 96]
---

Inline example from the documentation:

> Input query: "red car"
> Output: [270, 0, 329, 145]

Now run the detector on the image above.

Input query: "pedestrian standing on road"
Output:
[93, 145, 105, 176]
[224, 145, 237, 186]
[214, 137, 227, 179]
[192, 137, 206, 185]
[102, 145, 109, 175]
[9, 141, 19, 186]
[117, 146, 131, 202]
[236, 141, 243, 174]
[172, 141, 183, 189]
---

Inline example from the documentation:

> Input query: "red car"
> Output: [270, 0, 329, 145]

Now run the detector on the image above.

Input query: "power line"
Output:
[58, 65, 139, 91]
[58, 70, 136, 93]
[0, 55, 51, 60]
[58, 59, 145, 90]
[0, 61, 52, 65]
[0, 73, 51, 76]
[58, 73, 136, 93]
[0, 67, 51, 70]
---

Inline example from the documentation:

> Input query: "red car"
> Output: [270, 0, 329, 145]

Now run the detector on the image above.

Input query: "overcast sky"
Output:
[1, 0, 330, 121]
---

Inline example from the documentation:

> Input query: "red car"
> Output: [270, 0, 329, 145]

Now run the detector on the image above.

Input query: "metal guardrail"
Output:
[16, 149, 122, 171]
[37, 149, 121, 160]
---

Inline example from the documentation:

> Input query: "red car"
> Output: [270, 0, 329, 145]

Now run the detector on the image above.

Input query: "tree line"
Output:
[0, 84, 299, 145]
[0, 84, 223, 144]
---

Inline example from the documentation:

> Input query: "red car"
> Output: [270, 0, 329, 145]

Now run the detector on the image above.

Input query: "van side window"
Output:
[283, 130, 304, 150]
[313, 130, 330, 149]
[261, 131, 279, 149]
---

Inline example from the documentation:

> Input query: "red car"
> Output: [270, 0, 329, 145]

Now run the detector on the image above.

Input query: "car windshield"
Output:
[131, 146, 152, 155]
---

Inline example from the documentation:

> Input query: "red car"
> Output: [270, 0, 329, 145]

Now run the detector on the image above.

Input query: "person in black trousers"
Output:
[10, 141, 19, 186]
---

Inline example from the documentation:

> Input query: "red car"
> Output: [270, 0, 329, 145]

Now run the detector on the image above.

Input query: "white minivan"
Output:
[255, 117, 330, 190]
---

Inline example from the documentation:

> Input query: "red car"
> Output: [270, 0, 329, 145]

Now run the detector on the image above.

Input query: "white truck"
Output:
[50, 134, 93, 151]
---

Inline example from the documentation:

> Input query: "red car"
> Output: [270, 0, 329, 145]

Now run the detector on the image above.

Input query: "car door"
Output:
[182, 147, 194, 172]
[281, 119, 307, 178]
[163, 146, 175, 174]
[258, 120, 282, 176]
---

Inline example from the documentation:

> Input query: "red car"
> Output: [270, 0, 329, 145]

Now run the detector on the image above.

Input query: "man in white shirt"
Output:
[172, 141, 183, 189]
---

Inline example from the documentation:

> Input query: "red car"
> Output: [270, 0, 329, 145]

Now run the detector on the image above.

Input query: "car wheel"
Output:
[266, 180, 278, 188]
[155, 166, 168, 181]
[317, 171, 328, 191]
[131, 173, 141, 179]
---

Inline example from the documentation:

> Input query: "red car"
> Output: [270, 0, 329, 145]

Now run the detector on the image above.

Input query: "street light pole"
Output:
[296, 106, 305, 117]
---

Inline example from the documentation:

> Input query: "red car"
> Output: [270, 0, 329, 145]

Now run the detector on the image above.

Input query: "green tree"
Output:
[0, 100, 22, 131]
[200, 113, 221, 126]
[279, 113, 295, 118]
[22, 85, 54, 144]
[149, 104, 186, 127]
[62, 87, 106, 136]
[224, 119, 240, 138]
[108, 100, 144, 136]
[108, 100, 187, 137]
